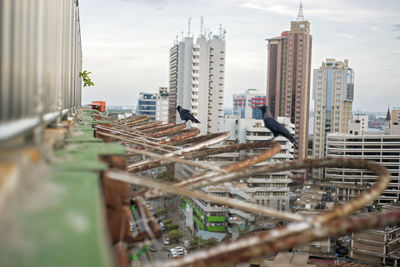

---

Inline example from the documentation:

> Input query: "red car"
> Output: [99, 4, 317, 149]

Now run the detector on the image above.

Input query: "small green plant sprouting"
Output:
[79, 70, 95, 87]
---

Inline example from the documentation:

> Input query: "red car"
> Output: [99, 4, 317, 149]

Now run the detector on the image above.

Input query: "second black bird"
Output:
[176, 106, 200, 124]
[258, 105, 298, 149]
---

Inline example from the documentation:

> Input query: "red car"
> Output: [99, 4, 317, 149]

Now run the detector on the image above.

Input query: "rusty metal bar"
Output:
[107, 170, 305, 222]
[115, 115, 146, 126]
[182, 141, 274, 159]
[146, 209, 400, 267]
[106, 155, 393, 267]
[144, 141, 281, 198]
[95, 125, 180, 153]
[136, 121, 163, 131]
[161, 128, 201, 145]
[125, 147, 225, 172]
[143, 158, 389, 224]
[148, 124, 186, 138]
[98, 115, 398, 267]
[127, 132, 230, 172]
[125, 117, 154, 127]
[141, 123, 176, 134]
[167, 132, 229, 147]
[96, 124, 180, 149]
[96, 130, 175, 153]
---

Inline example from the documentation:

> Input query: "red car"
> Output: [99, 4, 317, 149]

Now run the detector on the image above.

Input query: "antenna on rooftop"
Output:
[297, 2, 305, 21]
[200, 16, 204, 37]
[187, 17, 191, 37]
[219, 23, 223, 39]
[181, 30, 184, 40]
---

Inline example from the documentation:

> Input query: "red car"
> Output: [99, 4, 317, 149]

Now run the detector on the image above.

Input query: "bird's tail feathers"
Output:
[193, 118, 200, 123]
[292, 140, 298, 149]
[289, 136, 298, 149]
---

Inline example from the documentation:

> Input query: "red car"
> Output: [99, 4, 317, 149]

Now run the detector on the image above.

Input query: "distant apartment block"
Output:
[181, 185, 255, 234]
[136, 92, 157, 117]
[312, 58, 354, 179]
[168, 26, 226, 134]
[156, 87, 169, 123]
[325, 132, 400, 204]
[233, 89, 266, 119]
[136, 88, 169, 122]
[350, 206, 400, 266]
[348, 114, 369, 136]
[266, 3, 312, 160]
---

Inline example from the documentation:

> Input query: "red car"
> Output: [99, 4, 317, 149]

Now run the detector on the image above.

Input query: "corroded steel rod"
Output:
[145, 141, 281, 198]
[146, 209, 400, 267]
[127, 132, 230, 172]
[107, 170, 305, 222]
[125, 147, 224, 172]
[148, 124, 186, 138]
[136, 121, 163, 131]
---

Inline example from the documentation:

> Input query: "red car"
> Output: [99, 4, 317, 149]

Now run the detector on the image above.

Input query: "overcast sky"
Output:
[80, 0, 400, 112]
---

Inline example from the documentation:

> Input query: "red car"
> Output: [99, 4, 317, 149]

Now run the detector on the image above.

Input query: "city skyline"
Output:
[80, 0, 400, 112]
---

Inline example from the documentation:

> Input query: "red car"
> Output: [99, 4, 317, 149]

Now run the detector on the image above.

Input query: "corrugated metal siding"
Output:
[0, 0, 82, 124]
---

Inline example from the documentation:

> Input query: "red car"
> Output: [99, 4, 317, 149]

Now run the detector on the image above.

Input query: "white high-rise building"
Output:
[218, 116, 295, 210]
[156, 87, 169, 123]
[312, 58, 354, 179]
[168, 26, 226, 134]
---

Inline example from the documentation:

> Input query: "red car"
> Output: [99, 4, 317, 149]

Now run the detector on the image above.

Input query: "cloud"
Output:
[232, 0, 389, 22]
[392, 24, 400, 31]
[121, 0, 189, 7]
[393, 24, 400, 39]
[336, 32, 355, 39]
[369, 26, 380, 31]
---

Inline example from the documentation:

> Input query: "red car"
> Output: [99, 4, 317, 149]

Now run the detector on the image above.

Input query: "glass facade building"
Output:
[136, 93, 157, 117]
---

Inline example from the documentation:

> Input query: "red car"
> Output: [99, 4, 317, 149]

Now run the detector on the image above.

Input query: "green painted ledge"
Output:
[0, 171, 115, 267]
[0, 111, 126, 267]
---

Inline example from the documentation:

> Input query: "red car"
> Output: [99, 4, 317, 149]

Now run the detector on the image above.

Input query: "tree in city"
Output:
[156, 208, 167, 217]
[162, 218, 172, 224]
[166, 224, 179, 231]
[79, 70, 94, 87]
[169, 230, 183, 243]
[189, 235, 218, 251]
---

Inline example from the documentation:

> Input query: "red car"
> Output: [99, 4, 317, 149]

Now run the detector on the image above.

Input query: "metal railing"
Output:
[0, 0, 82, 142]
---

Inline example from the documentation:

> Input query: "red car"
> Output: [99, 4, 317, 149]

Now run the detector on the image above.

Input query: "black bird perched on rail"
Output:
[176, 106, 200, 124]
[258, 105, 298, 149]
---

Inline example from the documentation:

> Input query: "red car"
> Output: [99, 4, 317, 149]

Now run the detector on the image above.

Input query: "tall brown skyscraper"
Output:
[266, 3, 312, 160]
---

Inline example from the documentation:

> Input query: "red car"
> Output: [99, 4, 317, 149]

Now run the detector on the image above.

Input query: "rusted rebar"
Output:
[145, 209, 400, 267]
[148, 124, 186, 138]
[127, 132, 230, 172]
[103, 115, 396, 267]
[125, 147, 225, 172]
[107, 170, 305, 222]
[161, 128, 200, 145]
[144, 141, 281, 198]
[136, 121, 163, 131]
